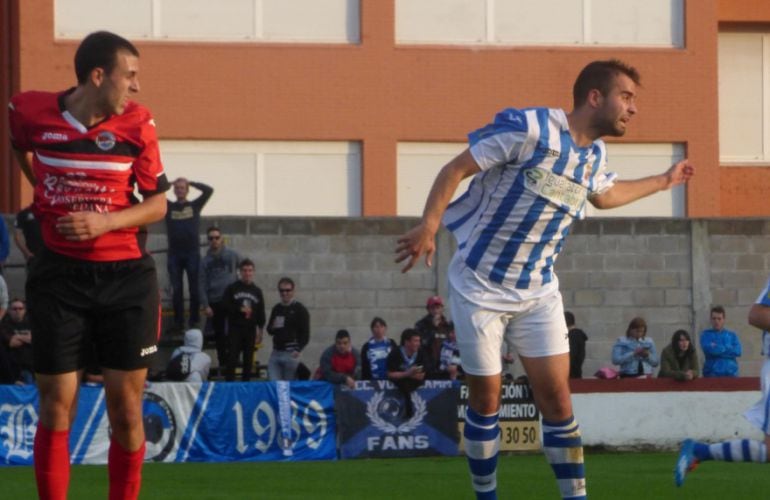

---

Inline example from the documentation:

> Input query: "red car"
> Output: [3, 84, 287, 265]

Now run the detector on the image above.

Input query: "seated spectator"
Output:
[435, 323, 463, 380]
[319, 329, 360, 388]
[659, 329, 700, 381]
[565, 311, 588, 379]
[612, 317, 659, 378]
[700, 305, 742, 377]
[14, 204, 43, 265]
[414, 295, 452, 374]
[360, 317, 398, 380]
[0, 298, 33, 384]
[387, 328, 427, 417]
[166, 328, 211, 383]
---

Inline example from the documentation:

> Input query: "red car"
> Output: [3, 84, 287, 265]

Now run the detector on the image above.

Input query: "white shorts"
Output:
[448, 280, 569, 376]
[743, 359, 770, 435]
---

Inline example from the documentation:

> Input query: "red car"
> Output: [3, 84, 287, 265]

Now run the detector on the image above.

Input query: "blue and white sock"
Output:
[542, 416, 586, 500]
[694, 439, 767, 463]
[464, 408, 500, 500]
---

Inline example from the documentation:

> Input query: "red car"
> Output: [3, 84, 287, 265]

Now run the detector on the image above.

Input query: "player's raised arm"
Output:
[589, 158, 695, 209]
[395, 148, 480, 273]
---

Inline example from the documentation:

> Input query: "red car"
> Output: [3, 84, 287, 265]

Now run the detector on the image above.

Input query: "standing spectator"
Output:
[266, 277, 310, 381]
[0, 298, 33, 384]
[659, 329, 699, 381]
[612, 317, 659, 378]
[222, 259, 265, 382]
[700, 305, 742, 377]
[414, 295, 453, 374]
[0, 274, 7, 320]
[166, 177, 213, 331]
[387, 328, 427, 417]
[565, 311, 588, 379]
[199, 226, 240, 368]
[319, 329, 360, 388]
[14, 204, 44, 264]
[9, 31, 169, 499]
[436, 324, 463, 381]
[166, 328, 211, 383]
[361, 316, 398, 381]
[0, 217, 8, 273]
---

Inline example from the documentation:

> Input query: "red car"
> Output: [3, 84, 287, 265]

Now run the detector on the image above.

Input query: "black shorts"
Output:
[27, 249, 161, 374]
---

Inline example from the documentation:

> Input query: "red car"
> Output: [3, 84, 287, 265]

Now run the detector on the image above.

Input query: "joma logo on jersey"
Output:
[538, 147, 561, 157]
[41, 132, 68, 141]
[140, 346, 158, 357]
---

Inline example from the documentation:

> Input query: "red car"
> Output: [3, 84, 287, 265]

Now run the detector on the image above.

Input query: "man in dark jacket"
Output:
[565, 311, 588, 379]
[266, 277, 310, 381]
[222, 259, 265, 382]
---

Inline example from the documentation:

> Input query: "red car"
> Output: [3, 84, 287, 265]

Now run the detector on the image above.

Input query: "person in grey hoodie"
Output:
[169, 328, 211, 383]
[199, 226, 240, 368]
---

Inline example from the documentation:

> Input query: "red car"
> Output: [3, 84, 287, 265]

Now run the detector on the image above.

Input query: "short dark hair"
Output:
[278, 277, 294, 289]
[206, 226, 221, 235]
[75, 31, 139, 85]
[573, 59, 640, 108]
[400, 328, 420, 346]
[711, 305, 726, 317]
[335, 329, 350, 341]
[239, 258, 254, 268]
[370, 316, 387, 329]
[564, 311, 575, 327]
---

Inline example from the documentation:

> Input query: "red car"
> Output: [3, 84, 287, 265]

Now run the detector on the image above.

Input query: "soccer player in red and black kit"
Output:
[8, 31, 169, 500]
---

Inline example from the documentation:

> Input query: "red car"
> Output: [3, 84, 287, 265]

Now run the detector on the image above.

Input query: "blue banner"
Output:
[336, 380, 460, 459]
[0, 381, 336, 465]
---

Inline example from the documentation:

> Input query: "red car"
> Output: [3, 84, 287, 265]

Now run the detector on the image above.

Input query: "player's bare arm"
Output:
[395, 148, 480, 273]
[589, 159, 695, 209]
[56, 192, 167, 241]
[748, 304, 770, 331]
[11, 147, 35, 185]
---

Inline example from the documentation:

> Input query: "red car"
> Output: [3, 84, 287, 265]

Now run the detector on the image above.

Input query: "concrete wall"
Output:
[3, 216, 769, 377]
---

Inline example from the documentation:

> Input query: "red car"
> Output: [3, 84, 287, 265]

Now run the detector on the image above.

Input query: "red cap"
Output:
[426, 295, 444, 308]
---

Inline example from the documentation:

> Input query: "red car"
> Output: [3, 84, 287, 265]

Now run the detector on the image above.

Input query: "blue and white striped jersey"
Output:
[754, 276, 770, 357]
[444, 107, 616, 293]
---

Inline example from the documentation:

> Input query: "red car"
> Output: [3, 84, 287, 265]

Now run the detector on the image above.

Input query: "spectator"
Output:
[565, 311, 588, 379]
[319, 329, 360, 388]
[387, 328, 427, 417]
[166, 177, 214, 331]
[414, 295, 453, 373]
[501, 336, 516, 382]
[199, 226, 240, 368]
[222, 259, 265, 382]
[0, 298, 32, 383]
[361, 316, 398, 381]
[0, 217, 8, 273]
[436, 324, 463, 381]
[0, 274, 7, 320]
[659, 329, 700, 381]
[612, 317, 659, 378]
[700, 305, 742, 377]
[166, 328, 211, 383]
[13, 204, 43, 264]
[267, 277, 310, 381]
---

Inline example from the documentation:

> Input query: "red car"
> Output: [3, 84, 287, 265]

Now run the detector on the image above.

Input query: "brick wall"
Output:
[4, 216, 768, 377]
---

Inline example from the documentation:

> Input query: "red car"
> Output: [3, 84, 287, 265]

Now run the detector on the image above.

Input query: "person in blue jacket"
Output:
[700, 305, 742, 377]
[612, 317, 659, 377]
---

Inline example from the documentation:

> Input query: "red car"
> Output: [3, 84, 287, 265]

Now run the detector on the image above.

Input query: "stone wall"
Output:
[3, 216, 769, 377]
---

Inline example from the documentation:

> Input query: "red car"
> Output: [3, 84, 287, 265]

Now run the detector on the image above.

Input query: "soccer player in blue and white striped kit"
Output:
[396, 59, 694, 499]
[675, 277, 770, 487]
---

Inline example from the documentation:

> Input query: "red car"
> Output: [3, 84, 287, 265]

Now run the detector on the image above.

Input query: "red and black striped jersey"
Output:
[8, 88, 170, 261]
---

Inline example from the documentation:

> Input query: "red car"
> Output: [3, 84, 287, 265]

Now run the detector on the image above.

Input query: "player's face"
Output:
[594, 73, 637, 137]
[240, 265, 254, 284]
[99, 50, 140, 116]
[710, 312, 725, 330]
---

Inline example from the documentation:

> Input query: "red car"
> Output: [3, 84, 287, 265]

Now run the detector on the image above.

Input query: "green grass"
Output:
[0, 452, 766, 499]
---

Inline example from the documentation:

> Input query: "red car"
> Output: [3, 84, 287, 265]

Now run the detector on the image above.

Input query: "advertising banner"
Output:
[336, 380, 460, 459]
[0, 381, 336, 465]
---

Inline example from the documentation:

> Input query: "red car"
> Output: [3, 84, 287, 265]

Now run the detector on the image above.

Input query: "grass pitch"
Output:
[0, 452, 765, 499]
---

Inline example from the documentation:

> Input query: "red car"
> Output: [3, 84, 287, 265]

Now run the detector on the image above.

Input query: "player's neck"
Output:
[63, 87, 109, 127]
[566, 109, 600, 147]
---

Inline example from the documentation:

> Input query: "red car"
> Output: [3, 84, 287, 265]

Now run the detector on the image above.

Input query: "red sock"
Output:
[33, 426, 71, 500]
[108, 439, 145, 500]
